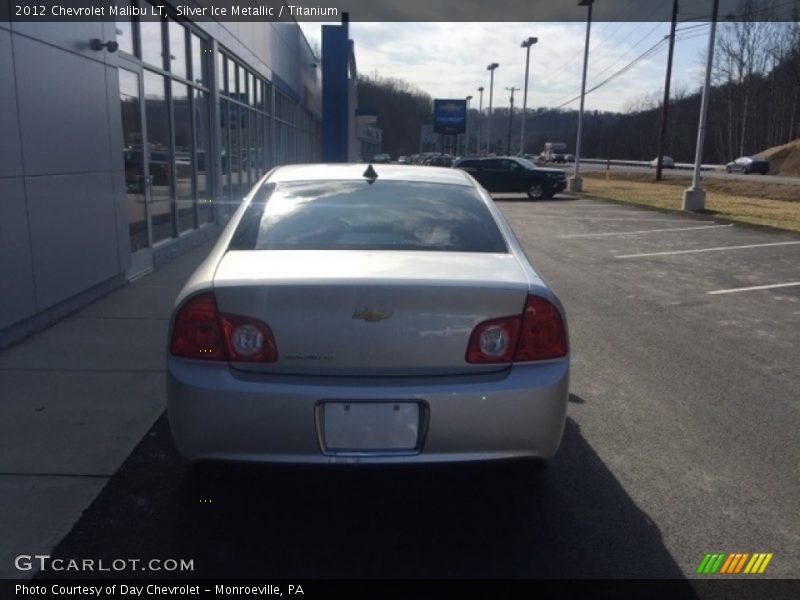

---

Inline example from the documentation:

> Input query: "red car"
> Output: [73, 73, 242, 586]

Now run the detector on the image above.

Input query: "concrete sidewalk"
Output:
[0, 240, 214, 578]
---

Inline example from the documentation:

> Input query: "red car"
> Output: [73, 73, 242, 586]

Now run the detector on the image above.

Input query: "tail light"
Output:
[515, 295, 568, 361]
[170, 292, 278, 362]
[466, 295, 567, 363]
[170, 292, 226, 360]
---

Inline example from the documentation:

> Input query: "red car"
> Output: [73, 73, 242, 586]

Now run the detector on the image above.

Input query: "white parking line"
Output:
[533, 217, 685, 222]
[561, 224, 733, 238]
[616, 240, 800, 259]
[707, 282, 800, 295]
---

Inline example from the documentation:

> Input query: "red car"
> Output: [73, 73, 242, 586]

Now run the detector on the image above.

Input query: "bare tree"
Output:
[714, 0, 779, 156]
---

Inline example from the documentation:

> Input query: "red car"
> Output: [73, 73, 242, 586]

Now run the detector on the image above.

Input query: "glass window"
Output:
[227, 57, 235, 98]
[191, 33, 203, 86]
[220, 99, 231, 214]
[229, 181, 509, 253]
[115, 8, 134, 55]
[172, 81, 194, 233]
[229, 103, 241, 201]
[119, 69, 146, 252]
[139, 19, 163, 68]
[264, 82, 272, 115]
[143, 70, 173, 242]
[234, 64, 242, 101]
[249, 110, 257, 185]
[218, 51, 225, 96]
[263, 113, 272, 171]
[256, 113, 264, 178]
[195, 89, 212, 224]
[168, 20, 187, 79]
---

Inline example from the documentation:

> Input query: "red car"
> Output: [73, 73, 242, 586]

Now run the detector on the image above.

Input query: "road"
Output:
[43, 195, 800, 581]
[573, 161, 800, 185]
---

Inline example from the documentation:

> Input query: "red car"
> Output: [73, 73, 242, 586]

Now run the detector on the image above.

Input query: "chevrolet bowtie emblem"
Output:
[352, 307, 393, 322]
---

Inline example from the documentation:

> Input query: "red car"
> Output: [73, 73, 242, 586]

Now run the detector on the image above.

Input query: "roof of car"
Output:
[267, 163, 473, 186]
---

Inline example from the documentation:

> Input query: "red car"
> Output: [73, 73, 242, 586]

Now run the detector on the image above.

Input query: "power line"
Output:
[549, 36, 672, 110]
[544, 2, 657, 83]
[543, 18, 713, 113]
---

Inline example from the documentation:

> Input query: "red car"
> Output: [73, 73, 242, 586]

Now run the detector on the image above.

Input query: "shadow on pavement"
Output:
[492, 194, 579, 203]
[47, 415, 689, 581]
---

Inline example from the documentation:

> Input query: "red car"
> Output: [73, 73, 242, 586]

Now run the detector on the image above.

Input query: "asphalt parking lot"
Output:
[39, 193, 800, 580]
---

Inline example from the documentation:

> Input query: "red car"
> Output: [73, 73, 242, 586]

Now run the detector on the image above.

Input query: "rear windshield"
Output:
[229, 180, 508, 253]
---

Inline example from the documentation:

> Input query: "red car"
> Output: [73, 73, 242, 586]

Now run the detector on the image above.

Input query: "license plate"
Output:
[320, 402, 420, 452]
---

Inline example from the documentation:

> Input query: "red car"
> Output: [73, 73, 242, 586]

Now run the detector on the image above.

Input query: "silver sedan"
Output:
[167, 164, 569, 465]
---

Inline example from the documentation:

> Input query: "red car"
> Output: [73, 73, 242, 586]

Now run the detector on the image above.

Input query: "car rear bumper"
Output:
[167, 358, 569, 465]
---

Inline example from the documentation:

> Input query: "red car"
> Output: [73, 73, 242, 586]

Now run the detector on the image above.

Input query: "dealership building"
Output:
[0, 5, 365, 347]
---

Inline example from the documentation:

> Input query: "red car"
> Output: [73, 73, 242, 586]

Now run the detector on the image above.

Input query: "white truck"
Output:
[543, 142, 568, 163]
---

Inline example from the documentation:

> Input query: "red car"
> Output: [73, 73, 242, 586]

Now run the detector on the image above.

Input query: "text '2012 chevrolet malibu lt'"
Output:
[167, 164, 569, 465]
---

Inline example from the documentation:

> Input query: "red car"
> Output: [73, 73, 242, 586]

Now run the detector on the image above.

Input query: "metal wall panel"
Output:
[25, 172, 119, 310]
[14, 35, 112, 176]
[0, 177, 37, 329]
[0, 29, 23, 178]
[11, 21, 105, 61]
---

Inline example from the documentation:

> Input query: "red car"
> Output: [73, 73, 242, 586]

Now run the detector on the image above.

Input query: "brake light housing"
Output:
[169, 292, 278, 362]
[466, 295, 567, 363]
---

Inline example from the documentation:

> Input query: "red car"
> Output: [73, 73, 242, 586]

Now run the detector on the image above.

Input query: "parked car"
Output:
[397, 156, 410, 164]
[725, 156, 770, 175]
[453, 156, 567, 200]
[167, 163, 569, 466]
[426, 155, 454, 167]
[371, 153, 391, 163]
[649, 156, 675, 168]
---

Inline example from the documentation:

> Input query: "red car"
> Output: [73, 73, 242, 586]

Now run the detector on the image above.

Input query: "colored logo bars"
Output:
[697, 552, 773, 574]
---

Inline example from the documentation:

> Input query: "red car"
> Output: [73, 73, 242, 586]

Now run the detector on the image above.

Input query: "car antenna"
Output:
[362, 164, 378, 184]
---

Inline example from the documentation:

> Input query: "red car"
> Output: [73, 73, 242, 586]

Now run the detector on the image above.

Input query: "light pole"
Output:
[486, 63, 499, 155]
[520, 36, 538, 156]
[464, 95, 472, 157]
[477, 86, 484, 155]
[506, 86, 519, 155]
[683, 0, 720, 211]
[569, 0, 593, 193]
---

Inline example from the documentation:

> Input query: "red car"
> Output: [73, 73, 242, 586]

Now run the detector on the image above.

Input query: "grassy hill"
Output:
[757, 138, 800, 176]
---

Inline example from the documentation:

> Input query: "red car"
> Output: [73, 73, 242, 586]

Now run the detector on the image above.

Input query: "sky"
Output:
[298, 21, 712, 114]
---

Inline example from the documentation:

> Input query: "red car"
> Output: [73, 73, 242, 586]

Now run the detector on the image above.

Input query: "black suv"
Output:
[453, 156, 567, 200]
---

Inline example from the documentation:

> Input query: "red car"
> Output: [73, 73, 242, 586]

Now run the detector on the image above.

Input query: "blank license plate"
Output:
[321, 402, 420, 452]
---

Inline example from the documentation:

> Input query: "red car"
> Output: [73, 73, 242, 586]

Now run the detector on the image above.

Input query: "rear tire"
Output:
[726, 166, 732, 173]
[526, 183, 545, 200]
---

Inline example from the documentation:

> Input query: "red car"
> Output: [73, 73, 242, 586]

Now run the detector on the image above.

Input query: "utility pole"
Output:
[655, 0, 679, 182]
[506, 86, 519, 155]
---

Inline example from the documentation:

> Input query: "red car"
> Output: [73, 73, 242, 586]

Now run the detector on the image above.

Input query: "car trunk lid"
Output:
[213, 250, 530, 376]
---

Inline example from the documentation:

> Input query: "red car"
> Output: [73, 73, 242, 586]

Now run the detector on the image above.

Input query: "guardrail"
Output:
[579, 158, 725, 171]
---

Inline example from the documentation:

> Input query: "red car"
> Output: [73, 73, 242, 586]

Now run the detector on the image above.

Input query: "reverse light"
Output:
[466, 295, 567, 363]
[221, 314, 278, 362]
[466, 317, 521, 363]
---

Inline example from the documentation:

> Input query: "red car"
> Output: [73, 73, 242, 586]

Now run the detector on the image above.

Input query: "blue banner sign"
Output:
[433, 99, 467, 135]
